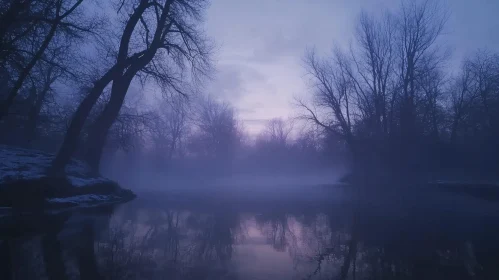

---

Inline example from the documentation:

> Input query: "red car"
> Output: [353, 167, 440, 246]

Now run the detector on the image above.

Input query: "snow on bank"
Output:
[47, 194, 121, 208]
[431, 180, 499, 186]
[0, 145, 112, 187]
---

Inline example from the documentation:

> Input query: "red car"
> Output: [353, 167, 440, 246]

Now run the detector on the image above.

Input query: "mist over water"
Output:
[1, 0, 499, 279]
[101, 146, 350, 195]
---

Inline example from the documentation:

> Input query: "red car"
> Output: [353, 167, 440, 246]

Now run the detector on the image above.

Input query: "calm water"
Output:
[2, 185, 499, 280]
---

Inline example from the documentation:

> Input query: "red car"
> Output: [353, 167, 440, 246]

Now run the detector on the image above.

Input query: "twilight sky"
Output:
[203, 0, 499, 134]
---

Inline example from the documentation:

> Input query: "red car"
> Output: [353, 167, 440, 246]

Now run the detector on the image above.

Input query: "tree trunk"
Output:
[50, 69, 117, 175]
[84, 89, 127, 172]
[26, 71, 54, 142]
[81, 0, 177, 171]
[84, 76, 134, 171]
[83, 49, 156, 171]
[431, 110, 439, 141]
[450, 113, 460, 144]
[50, 0, 151, 175]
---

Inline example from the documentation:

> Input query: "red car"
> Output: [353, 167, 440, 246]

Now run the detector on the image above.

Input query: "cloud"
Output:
[204, 0, 499, 136]
[207, 63, 272, 101]
[238, 107, 258, 114]
[246, 29, 307, 64]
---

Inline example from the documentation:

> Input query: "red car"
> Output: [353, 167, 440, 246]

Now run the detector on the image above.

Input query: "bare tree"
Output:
[188, 96, 241, 162]
[108, 107, 153, 154]
[0, 0, 42, 64]
[25, 61, 62, 142]
[395, 0, 448, 140]
[261, 118, 294, 148]
[449, 51, 499, 143]
[51, 0, 213, 174]
[348, 11, 396, 137]
[297, 0, 449, 168]
[83, 0, 212, 171]
[0, 0, 86, 120]
[297, 48, 354, 150]
[449, 60, 474, 143]
[467, 51, 499, 130]
[150, 94, 189, 164]
[417, 60, 446, 140]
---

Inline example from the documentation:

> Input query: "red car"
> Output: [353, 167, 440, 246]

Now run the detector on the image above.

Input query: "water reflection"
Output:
[2, 191, 499, 279]
[256, 211, 294, 252]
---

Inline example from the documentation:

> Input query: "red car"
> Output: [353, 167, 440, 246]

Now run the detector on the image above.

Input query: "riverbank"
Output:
[0, 145, 135, 211]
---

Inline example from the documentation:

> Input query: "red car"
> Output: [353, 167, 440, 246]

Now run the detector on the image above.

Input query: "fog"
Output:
[1, 0, 499, 279]
[2, 0, 499, 200]
[101, 142, 349, 194]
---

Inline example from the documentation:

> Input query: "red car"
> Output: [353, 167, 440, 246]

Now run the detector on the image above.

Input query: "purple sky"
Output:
[202, 0, 499, 134]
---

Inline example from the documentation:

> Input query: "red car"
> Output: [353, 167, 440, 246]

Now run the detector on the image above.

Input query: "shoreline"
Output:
[0, 145, 136, 212]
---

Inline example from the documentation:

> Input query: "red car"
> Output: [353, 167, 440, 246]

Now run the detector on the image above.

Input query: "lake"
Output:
[2, 184, 499, 280]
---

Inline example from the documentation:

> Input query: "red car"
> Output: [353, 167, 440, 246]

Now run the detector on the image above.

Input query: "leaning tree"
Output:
[51, 0, 212, 174]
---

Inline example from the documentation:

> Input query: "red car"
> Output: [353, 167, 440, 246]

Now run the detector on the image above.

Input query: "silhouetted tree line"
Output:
[0, 0, 213, 176]
[1, 0, 496, 178]
[298, 0, 499, 174]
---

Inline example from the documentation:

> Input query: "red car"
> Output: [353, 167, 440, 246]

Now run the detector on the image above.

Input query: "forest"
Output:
[0, 0, 498, 183]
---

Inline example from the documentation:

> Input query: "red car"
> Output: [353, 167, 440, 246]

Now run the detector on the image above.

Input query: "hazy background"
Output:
[2, 0, 499, 192]
[204, 0, 499, 134]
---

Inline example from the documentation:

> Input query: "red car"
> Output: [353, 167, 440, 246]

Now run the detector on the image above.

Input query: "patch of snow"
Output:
[431, 180, 499, 186]
[46, 194, 123, 210]
[0, 145, 112, 188]
[0, 146, 51, 183]
[67, 176, 112, 187]
[48, 194, 114, 204]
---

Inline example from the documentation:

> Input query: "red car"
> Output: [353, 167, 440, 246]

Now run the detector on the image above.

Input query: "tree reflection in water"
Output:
[255, 211, 295, 252]
[2, 195, 499, 279]
[93, 203, 242, 279]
